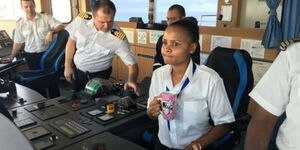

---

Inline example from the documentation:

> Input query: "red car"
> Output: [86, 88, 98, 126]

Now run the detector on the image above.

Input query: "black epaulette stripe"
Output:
[111, 29, 126, 40]
[279, 38, 300, 51]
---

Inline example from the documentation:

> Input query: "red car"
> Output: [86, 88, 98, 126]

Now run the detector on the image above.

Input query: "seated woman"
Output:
[147, 17, 235, 150]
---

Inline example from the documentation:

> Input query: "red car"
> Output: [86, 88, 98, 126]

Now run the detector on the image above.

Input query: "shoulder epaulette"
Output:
[78, 12, 92, 20]
[111, 29, 126, 40]
[17, 17, 22, 22]
[280, 38, 300, 51]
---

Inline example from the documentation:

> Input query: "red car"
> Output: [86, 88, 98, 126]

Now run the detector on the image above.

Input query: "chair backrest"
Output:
[204, 47, 254, 117]
[40, 29, 69, 73]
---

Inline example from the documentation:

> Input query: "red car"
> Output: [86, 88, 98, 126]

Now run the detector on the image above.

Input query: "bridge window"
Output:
[111, 0, 149, 23]
[51, 0, 72, 23]
[0, 0, 22, 20]
[156, 0, 218, 26]
[92, 0, 218, 26]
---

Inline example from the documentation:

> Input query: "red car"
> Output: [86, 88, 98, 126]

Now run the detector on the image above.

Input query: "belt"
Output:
[76, 67, 112, 80]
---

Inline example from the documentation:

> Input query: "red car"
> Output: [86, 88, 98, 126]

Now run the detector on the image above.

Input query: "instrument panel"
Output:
[7, 80, 152, 150]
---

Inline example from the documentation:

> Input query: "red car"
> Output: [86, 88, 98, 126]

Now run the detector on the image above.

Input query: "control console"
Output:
[7, 78, 152, 150]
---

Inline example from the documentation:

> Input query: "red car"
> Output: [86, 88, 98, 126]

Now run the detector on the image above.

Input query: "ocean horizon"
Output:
[114, 11, 217, 26]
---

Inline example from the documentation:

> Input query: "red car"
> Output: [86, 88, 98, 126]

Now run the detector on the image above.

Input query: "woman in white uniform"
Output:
[147, 18, 235, 150]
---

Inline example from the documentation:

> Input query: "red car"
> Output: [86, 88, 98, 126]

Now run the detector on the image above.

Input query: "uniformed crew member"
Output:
[153, 4, 200, 71]
[1, 0, 64, 69]
[147, 18, 234, 150]
[245, 39, 300, 150]
[64, 0, 140, 94]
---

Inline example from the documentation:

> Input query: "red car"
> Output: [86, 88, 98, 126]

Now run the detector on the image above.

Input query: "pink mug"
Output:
[159, 91, 177, 120]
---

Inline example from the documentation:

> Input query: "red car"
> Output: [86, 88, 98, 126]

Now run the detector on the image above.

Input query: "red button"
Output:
[71, 103, 79, 108]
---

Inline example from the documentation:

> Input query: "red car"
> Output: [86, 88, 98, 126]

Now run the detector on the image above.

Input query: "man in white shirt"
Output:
[245, 39, 300, 150]
[64, 0, 140, 94]
[153, 4, 200, 71]
[1, 0, 64, 69]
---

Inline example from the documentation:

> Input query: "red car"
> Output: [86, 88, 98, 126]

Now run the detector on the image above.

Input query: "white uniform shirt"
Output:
[14, 13, 61, 53]
[65, 17, 136, 73]
[148, 60, 235, 149]
[249, 42, 300, 150]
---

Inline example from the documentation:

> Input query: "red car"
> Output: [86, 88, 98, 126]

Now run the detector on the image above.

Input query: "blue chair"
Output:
[12, 30, 69, 98]
[204, 47, 254, 149]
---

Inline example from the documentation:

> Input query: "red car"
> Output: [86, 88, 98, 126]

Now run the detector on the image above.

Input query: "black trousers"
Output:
[24, 52, 44, 70]
[24, 52, 60, 98]
[154, 140, 179, 150]
[33, 75, 60, 98]
[73, 67, 112, 92]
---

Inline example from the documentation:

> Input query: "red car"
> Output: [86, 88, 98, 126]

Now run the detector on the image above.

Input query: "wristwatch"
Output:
[192, 141, 202, 150]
